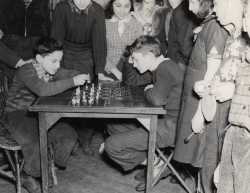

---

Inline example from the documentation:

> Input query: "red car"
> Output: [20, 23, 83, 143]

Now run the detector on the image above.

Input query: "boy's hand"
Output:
[98, 73, 114, 82]
[16, 59, 34, 68]
[110, 68, 122, 81]
[144, 84, 154, 91]
[210, 82, 235, 102]
[73, 74, 90, 86]
[193, 80, 209, 98]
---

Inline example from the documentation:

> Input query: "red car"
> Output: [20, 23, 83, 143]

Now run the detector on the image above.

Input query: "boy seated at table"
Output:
[103, 35, 186, 191]
[2, 37, 90, 193]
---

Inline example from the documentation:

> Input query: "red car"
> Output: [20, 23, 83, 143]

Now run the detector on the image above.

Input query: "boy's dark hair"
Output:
[34, 37, 62, 55]
[127, 35, 162, 57]
[105, 0, 134, 19]
[196, 0, 214, 19]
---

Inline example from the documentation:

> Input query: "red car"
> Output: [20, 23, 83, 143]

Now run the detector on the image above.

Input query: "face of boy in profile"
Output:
[131, 51, 155, 73]
[36, 51, 63, 75]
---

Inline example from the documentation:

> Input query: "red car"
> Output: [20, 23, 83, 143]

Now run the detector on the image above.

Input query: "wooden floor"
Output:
[0, 133, 194, 193]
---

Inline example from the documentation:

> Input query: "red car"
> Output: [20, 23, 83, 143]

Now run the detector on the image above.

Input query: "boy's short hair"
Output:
[34, 37, 62, 55]
[128, 35, 162, 57]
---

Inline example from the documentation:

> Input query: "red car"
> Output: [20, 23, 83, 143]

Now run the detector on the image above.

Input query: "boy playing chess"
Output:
[3, 37, 90, 193]
[104, 35, 186, 191]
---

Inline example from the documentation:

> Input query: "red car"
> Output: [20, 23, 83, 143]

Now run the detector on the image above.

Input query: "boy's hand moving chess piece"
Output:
[73, 74, 90, 86]
[98, 72, 114, 82]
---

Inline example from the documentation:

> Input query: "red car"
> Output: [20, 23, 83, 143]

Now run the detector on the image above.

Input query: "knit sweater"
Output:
[5, 63, 78, 112]
[145, 59, 185, 117]
[51, 0, 106, 74]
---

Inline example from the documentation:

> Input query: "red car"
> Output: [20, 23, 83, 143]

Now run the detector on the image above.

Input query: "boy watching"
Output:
[3, 37, 90, 193]
[104, 35, 185, 191]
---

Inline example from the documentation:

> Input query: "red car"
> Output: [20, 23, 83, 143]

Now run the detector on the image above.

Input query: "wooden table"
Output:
[29, 86, 166, 193]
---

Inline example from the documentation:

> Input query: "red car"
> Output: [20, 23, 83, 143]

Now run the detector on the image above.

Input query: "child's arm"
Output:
[18, 65, 87, 97]
[144, 63, 174, 106]
[194, 21, 228, 97]
[53, 68, 81, 80]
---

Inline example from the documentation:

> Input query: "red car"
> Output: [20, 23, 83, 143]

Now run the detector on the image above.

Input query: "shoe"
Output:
[71, 141, 80, 156]
[169, 170, 189, 184]
[135, 167, 171, 191]
[135, 167, 171, 182]
[21, 172, 41, 193]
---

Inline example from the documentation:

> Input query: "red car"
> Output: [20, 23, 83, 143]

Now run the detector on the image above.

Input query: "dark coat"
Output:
[167, 0, 200, 65]
[0, 0, 50, 37]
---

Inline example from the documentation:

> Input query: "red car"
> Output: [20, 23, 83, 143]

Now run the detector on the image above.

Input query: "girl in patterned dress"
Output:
[104, 0, 143, 80]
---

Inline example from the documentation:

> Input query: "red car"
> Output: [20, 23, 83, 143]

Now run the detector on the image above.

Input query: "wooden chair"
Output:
[0, 71, 23, 193]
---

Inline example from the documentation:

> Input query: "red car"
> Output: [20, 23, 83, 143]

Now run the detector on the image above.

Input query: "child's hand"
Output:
[98, 73, 114, 82]
[16, 59, 34, 68]
[110, 68, 122, 81]
[193, 80, 209, 98]
[144, 84, 154, 91]
[73, 74, 90, 86]
[210, 82, 235, 102]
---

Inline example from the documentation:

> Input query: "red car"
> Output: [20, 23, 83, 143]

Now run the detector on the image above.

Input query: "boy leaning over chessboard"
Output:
[103, 35, 186, 191]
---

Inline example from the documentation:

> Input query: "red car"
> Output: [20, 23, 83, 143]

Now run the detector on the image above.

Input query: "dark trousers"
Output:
[5, 110, 78, 177]
[104, 117, 176, 171]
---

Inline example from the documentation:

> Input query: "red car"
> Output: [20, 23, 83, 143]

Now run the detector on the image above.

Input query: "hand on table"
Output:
[98, 73, 114, 82]
[144, 84, 154, 91]
[110, 68, 122, 81]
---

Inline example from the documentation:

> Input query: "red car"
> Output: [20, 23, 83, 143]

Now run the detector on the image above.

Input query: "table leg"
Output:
[39, 113, 49, 193]
[146, 115, 157, 193]
[39, 113, 61, 193]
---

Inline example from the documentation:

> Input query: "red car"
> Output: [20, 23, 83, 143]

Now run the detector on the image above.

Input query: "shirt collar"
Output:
[68, 0, 93, 15]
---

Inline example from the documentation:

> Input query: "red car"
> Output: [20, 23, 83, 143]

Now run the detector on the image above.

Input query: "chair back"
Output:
[0, 71, 8, 119]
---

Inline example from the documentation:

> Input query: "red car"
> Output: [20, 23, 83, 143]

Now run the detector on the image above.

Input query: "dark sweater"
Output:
[167, 0, 200, 65]
[5, 63, 78, 112]
[0, 0, 50, 37]
[0, 41, 20, 67]
[145, 59, 185, 117]
[51, 0, 107, 75]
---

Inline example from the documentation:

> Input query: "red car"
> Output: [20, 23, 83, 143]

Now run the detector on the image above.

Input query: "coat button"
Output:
[242, 105, 246, 109]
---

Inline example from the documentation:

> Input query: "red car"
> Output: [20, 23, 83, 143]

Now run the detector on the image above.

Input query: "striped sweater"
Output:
[5, 63, 78, 112]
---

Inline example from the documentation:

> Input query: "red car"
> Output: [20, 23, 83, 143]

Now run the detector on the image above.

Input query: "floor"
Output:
[0, 132, 195, 193]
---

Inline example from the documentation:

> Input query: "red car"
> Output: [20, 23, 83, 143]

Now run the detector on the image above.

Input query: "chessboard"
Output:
[71, 81, 131, 106]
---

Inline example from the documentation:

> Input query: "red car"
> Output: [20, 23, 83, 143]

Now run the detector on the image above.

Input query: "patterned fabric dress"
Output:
[105, 15, 143, 74]
[217, 37, 250, 193]
[174, 15, 229, 193]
